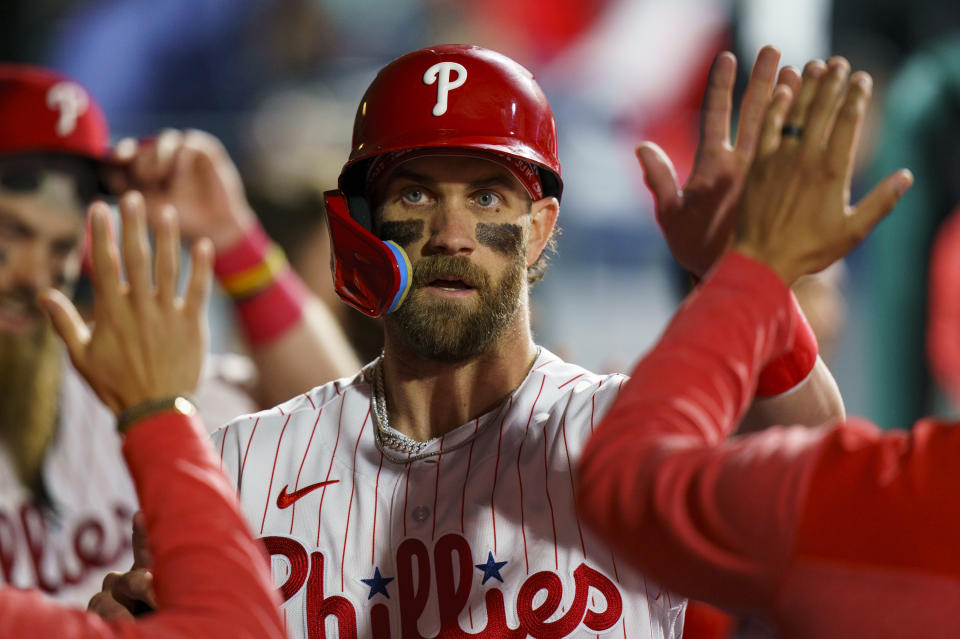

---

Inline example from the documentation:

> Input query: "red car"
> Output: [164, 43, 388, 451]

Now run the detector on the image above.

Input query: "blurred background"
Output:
[4, 0, 960, 428]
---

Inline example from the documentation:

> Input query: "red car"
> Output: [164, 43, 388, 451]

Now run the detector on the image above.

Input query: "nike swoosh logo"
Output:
[276, 480, 339, 509]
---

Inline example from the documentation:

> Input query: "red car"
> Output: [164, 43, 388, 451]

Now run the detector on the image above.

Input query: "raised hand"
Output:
[733, 57, 913, 286]
[39, 191, 213, 414]
[638, 45, 802, 277]
[106, 130, 256, 251]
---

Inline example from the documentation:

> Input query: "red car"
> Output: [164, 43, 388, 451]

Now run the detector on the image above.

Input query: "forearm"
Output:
[0, 412, 283, 638]
[578, 252, 818, 611]
[249, 296, 360, 405]
[127, 411, 284, 638]
[739, 356, 844, 434]
[216, 224, 360, 406]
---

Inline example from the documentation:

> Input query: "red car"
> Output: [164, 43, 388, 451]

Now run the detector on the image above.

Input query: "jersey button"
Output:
[412, 506, 430, 522]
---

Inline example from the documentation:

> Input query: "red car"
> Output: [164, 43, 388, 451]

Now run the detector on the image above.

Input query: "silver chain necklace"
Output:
[369, 348, 541, 463]
[371, 358, 431, 455]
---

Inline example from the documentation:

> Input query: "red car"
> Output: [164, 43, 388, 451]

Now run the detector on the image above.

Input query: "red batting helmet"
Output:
[325, 44, 562, 318]
[0, 64, 109, 162]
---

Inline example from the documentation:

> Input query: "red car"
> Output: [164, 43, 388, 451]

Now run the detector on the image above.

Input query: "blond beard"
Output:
[0, 320, 61, 496]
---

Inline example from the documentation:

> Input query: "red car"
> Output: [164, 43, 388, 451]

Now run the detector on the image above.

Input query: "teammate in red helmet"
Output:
[94, 44, 846, 638]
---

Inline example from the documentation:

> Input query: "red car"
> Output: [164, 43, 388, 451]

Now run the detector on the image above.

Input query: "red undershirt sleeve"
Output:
[578, 250, 960, 631]
[0, 412, 284, 639]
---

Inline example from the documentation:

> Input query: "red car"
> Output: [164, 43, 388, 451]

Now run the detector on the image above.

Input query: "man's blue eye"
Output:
[404, 190, 424, 203]
[477, 192, 497, 207]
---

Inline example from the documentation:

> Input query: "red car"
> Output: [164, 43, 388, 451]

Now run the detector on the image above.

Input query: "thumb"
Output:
[38, 288, 89, 364]
[850, 169, 913, 243]
[635, 142, 681, 222]
[131, 511, 154, 569]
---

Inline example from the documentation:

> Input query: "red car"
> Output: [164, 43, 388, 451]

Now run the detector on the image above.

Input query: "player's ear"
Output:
[526, 197, 559, 267]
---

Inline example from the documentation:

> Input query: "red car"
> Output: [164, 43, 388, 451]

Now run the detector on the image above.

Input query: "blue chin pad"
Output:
[383, 240, 412, 313]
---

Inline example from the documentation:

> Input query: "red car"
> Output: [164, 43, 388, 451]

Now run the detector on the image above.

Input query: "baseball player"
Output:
[577, 59, 931, 639]
[0, 64, 355, 605]
[0, 64, 142, 605]
[94, 44, 845, 637]
[1, 185, 284, 638]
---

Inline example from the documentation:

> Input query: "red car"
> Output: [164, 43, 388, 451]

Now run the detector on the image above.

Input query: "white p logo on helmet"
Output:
[46, 82, 89, 137]
[423, 62, 467, 116]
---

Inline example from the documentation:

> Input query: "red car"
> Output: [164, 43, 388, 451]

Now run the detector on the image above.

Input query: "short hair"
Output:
[527, 222, 559, 286]
[0, 153, 100, 207]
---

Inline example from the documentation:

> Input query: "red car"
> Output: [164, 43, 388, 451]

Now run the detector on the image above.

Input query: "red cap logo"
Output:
[0, 64, 108, 160]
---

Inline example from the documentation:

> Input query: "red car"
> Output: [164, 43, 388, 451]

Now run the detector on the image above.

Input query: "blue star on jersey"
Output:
[475, 552, 508, 585]
[361, 567, 394, 599]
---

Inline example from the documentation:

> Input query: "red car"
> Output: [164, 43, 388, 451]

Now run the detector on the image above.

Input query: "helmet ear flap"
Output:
[324, 190, 411, 318]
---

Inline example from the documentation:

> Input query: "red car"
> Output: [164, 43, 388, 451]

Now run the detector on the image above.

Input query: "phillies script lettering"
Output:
[263, 532, 623, 638]
[0, 503, 132, 593]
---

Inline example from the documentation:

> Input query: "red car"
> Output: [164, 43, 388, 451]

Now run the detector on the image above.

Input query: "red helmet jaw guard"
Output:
[324, 190, 411, 318]
[327, 44, 562, 318]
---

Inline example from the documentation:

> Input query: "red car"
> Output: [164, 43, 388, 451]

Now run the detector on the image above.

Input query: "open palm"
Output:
[639, 45, 799, 277]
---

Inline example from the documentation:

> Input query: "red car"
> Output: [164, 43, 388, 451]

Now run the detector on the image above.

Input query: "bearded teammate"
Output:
[0, 64, 144, 603]
[0, 64, 356, 605]
[93, 44, 844, 636]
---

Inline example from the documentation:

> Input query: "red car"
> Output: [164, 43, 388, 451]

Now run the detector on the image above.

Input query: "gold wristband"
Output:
[117, 396, 197, 434]
[219, 245, 289, 299]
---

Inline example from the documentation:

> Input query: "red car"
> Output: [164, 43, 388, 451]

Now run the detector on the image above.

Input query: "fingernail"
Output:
[91, 207, 105, 228]
[806, 60, 826, 77]
[114, 138, 136, 160]
[122, 190, 143, 210]
[897, 169, 914, 195]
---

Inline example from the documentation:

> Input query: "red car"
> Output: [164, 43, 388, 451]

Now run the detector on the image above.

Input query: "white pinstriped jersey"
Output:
[214, 349, 686, 638]
[0, 356, 136, 606]
[0, 353, 256, 606]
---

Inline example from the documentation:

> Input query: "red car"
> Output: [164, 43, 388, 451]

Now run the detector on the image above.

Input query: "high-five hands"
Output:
[38, 191, 213, 415]
[732, 57, 912, 285]
[639, 45, 801, 277]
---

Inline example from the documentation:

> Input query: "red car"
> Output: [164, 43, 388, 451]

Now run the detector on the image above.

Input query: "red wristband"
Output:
[214, 224, 272, 279]
[234, 268, 307, 345]
[214, 224, 307, 346]
[755, 292, 819, 397]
